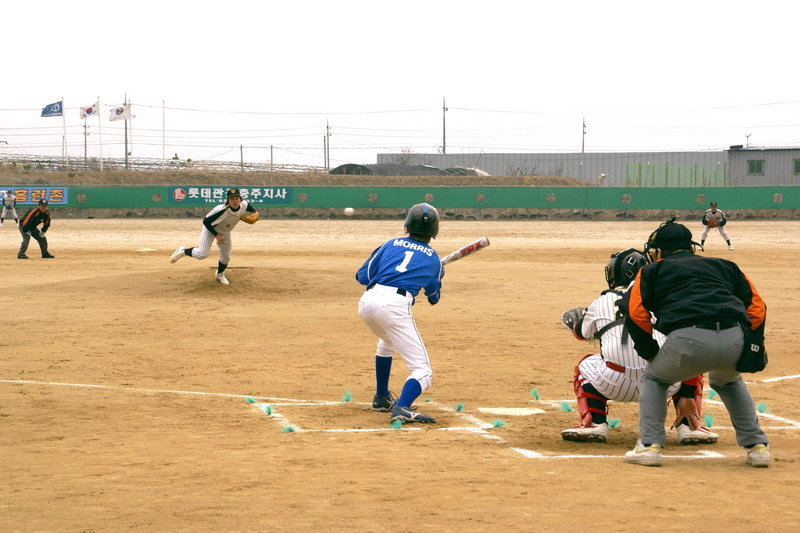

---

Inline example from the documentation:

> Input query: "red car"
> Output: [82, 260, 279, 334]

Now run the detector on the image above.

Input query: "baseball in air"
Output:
[343, 207, 355, 216]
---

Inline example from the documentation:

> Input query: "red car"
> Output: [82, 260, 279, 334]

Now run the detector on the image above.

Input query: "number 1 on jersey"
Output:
[395, 250, 414, 273]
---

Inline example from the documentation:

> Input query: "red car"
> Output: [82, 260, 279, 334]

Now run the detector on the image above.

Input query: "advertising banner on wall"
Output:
[168, 186, 292, 205]
[1, 187, 69, 205]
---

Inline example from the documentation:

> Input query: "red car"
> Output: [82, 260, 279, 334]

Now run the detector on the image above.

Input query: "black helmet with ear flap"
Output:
[404, 203, 439, 239]
[644, 217, 702, 261]
[605, 248, 647, 289]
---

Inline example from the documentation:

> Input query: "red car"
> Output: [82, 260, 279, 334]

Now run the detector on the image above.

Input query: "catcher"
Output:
[560, 248, 718, 445]
[700, 201, 733, 250]
[170, 188, 259, 285]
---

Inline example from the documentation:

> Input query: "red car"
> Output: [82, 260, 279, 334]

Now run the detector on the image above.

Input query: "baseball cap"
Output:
[710, 201, 717, 207]
[645, 218, 702, 257]
[38, 199, 49, 206]
[226, 188, 242, 199]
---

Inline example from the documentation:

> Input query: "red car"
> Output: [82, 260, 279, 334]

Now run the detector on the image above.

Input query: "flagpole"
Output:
[98, 96, 103, 171]
[62, 97, 69, 170]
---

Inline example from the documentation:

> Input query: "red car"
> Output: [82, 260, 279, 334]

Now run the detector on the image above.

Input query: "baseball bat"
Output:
[441, 237, 490, 265]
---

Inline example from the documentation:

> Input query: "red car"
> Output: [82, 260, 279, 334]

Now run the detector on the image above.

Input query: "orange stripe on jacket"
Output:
[743, 273, 766, 329]
[627, 271, 653, 334]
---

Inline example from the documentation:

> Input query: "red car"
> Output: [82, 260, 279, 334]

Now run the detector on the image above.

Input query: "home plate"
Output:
[137, 248, 157, 252]
[477, 407, 545, 416]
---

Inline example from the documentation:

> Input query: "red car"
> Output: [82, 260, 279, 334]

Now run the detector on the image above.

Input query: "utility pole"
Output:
[240, 144, 244, 172]
[441, 97, 447, 155]
[326, 120, 331, 170]
[581, 116, 586, 154]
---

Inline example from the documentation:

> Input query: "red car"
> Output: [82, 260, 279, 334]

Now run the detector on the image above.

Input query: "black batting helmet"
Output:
[605, 248, 647, 289]
[404, 203, 439, 239]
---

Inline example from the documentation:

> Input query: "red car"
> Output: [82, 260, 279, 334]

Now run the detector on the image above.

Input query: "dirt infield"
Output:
[2, 219, 799, 532]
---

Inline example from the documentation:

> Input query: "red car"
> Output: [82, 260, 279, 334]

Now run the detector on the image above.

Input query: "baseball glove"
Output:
[240, 211, 260, 224]
[561, 307, 586, 331]
[707, 218, 718, 228]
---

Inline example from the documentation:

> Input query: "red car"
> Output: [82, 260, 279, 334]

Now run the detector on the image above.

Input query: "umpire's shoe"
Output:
[372, 392, 396, 412]
[17, 253, 28, 259]
[391, 404, 436, 424]
[745, 444, 770, 467]
[42, 253, 55, 259]
[624, 440, 663, 466]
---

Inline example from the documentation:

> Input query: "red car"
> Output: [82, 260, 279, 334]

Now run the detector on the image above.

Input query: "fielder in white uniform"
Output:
[1, 190, 19, 226]
[169, 188, 257, 285]
[356, 203, 444, 424]
[560, 249, 719, 445]
[700, 201, 733, 250]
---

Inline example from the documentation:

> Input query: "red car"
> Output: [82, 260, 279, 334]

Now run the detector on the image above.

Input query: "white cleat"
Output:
[745, 444, 770, 467]
[677, 425, 719, 445]
[561, 423, 609, 443]
[215, 272, 229, 285]
[624, 440, 663, 466]
[728, 245, 734, 250]
[170, 246, 185, 263]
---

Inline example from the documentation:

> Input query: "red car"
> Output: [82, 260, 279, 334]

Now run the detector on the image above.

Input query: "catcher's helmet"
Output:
[644, 217, 702, 260]
[605, 248, 647, 289]
[404, 203, 439, 239]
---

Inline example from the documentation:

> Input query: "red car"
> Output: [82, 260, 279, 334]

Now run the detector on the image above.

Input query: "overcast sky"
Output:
[1, 0, 797, 169]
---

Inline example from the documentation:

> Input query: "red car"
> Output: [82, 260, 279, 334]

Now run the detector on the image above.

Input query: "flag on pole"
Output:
[80, 102, 99, 119]
[41, 102, 63, 117]
[109, 104, 131, 121]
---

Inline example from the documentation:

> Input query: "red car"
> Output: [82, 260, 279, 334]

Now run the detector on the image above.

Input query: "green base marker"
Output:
[530, 389, 540, 401]
[560, 401, 573, 412]
[492, 419, 506, 428]
[391, 419, 403, 429]
[456, 403, 463, 412]
[424, 397, 431, 402]
[608, 418, 620, 428]
[708, 389, 717, 400]
[280, 426, 295, 433]
[341, 390, 352, 403]
[245, 397, 256, 404]
[264, 405, 273, 415]
[704, 415, 714, 427]
[757, 402, 768, 413]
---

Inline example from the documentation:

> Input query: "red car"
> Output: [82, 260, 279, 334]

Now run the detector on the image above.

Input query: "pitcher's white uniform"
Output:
[189, 200, 251, 264]
[1, 191, 18, 225]
[700, 207, 730, 242]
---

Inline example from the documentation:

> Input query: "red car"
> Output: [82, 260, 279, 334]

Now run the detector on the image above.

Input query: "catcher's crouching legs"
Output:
[561, 354, 610, 443]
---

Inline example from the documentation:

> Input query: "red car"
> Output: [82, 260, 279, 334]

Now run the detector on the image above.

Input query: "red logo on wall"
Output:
[173, 188, 187, 201]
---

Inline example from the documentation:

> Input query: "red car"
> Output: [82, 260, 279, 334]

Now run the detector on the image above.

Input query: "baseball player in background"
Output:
[169, 188, 258, 285]
[18, 199, 55, 259]
[356, 203, 444, 424]
[700, 201, 733, 250]
[1, 190, 19, 226]
[560, 249, 718, 445]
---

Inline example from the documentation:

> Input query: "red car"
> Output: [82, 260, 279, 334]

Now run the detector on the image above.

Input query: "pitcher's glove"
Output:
[240, 211, 260, 224]
[561, 307, 587, 332]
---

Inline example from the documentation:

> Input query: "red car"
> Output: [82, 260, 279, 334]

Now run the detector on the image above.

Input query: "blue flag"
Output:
[41, 101, 63, 117]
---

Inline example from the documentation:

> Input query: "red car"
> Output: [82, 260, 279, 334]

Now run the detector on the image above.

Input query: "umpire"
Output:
[619, 218, 769, 467]
[18, 199, 55, 259]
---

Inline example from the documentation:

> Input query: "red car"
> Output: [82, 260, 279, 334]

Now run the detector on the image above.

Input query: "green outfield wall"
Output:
[4, 185, 798, 210]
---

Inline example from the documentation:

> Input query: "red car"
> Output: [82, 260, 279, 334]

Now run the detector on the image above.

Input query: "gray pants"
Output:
[640, 325, 768, 447]
[18, 226, 49, 256]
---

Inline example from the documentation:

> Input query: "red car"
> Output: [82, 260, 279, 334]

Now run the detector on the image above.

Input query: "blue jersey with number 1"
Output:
[356, 237, 444, 303]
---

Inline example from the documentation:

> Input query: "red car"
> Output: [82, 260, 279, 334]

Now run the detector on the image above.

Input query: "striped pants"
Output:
[191, 227, 232, 265]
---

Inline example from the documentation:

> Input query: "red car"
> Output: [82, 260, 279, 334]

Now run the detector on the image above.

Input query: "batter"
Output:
[356, 203, 444, 424]
[169, 188, 257, 285]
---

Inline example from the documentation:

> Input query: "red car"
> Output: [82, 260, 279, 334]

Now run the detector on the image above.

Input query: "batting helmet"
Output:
[404, 203, 440, 239]
[605, 248, 647, 289]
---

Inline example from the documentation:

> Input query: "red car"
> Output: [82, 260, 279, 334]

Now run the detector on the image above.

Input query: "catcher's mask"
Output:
[605, 248, 647, 289]
[644, 217, 702, 261]
[404, 202, 440, 239]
